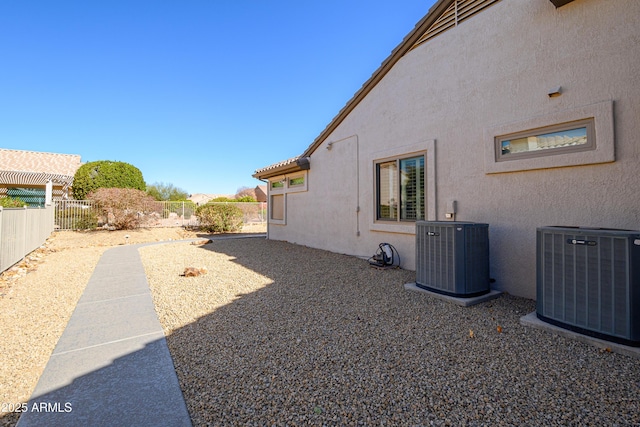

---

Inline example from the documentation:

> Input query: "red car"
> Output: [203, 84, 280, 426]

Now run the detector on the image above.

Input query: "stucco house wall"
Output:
[257, 0, 640, 299]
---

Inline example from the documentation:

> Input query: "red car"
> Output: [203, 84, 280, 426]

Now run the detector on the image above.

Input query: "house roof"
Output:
[0, 148, 82, 187]
[253, 156, 301, 178]
[254, 0, 506, 180]
[252, 156, 311, 179]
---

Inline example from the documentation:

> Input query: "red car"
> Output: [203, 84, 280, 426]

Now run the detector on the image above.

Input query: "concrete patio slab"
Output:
[520, 312, 640, 359]
[404, 282, 502, 306]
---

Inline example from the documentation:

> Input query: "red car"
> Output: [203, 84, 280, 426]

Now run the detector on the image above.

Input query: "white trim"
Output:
[285, 171, 308, 193]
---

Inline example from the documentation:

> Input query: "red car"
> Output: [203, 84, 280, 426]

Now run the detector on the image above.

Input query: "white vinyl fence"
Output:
[54, 200, 266, 231]
[0, 206, 55, 272]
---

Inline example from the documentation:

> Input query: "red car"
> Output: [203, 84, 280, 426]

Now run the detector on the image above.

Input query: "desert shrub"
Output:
[196, 203, 243, 233]
[0, 197, 25, 207]
[88, 188, 157, 230]
[75, 215, 99, 230]
[73, 160, 146, 199]
[55, 207, 98, 230]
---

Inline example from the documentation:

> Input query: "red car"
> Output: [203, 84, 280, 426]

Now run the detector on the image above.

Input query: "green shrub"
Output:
[73, 160, 146, 199]
[0, 197, 25, 207]
[235, 195, 257, 202]
[209, 196, 236, 203]
[196, 203, 243, 233]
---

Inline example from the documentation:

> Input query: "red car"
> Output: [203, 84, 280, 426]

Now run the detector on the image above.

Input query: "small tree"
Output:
[73, 160, 146, 199]
[147, 182, 189, 201]
[196, 203, 243, 233]
[88, 188, 157, 230]
[235, 186, 256, 199]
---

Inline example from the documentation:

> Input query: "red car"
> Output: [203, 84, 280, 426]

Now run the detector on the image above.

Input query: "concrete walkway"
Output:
[18, 242, 195, 427]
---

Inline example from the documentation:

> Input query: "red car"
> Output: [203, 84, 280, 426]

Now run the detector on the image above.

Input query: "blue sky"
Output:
[1, 1, 435, 196]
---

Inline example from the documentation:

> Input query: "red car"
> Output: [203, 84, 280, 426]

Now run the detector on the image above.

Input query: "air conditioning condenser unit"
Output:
[537, 226, 640, 347]
[415, 221, 490, 297]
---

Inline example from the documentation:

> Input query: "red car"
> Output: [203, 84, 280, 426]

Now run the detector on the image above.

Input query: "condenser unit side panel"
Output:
[630, 239, 640, 340]
[424, 225, 450, 290]
[463, 225, 490, 295]
[442, 225, 456, 293]
[416, 223, 456, 293]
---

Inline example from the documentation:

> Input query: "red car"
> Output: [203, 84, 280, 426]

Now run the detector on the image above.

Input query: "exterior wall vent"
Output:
[536, 226, 640, 347]
[415, 221, 490, 297]
[412, 0, 501, 50]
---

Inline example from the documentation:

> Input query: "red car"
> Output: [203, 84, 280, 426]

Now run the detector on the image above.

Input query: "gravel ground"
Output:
[141, 238, 640, 426]
[1, 227, 638, 426]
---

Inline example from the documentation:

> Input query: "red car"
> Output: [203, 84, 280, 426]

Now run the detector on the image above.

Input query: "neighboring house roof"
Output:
[254, 0, 521, 180]
[255, 185, 267, 202]
[0, 148, 82, 187]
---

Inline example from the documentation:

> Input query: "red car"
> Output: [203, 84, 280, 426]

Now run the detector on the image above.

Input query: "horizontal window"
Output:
[496, 119, 594, 161]
[485, 101, 614, 174]
[289, 176, 304, 186]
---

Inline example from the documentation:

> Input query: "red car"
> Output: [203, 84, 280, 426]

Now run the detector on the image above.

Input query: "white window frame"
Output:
[267, 170, 308, 225]
[375, 155, 426, 222]
[369, 140, 436, 235]
[495, 118, 594, 161]
[269, 193, 286, 224]
[285, 172, 307, 193]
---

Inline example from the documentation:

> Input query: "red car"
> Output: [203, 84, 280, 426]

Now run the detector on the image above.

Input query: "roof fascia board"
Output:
[252, 163, 303, 180]
[301, 0, 452, 158]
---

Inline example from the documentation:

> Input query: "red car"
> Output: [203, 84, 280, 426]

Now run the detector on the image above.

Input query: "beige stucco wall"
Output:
[267, 0, 640, 299]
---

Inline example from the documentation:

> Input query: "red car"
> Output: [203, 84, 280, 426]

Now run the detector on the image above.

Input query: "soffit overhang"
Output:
[253, 156, 310, 180]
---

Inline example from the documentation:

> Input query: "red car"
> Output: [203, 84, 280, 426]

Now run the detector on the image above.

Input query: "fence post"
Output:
[46, 179, 53, 206]
[0, 207, 3, 269]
